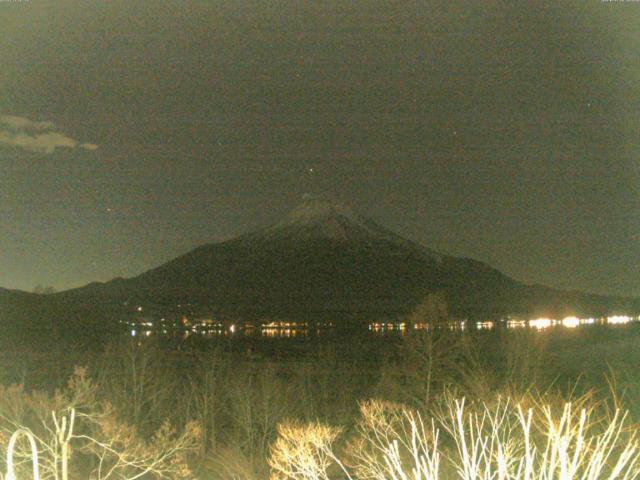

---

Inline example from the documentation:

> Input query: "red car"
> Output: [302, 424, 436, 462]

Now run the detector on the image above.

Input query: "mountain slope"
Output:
[3, 195, 638, 324]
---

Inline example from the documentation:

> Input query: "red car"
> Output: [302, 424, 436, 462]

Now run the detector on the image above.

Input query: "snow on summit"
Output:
[254, 194, 444, 261]
[279, 194, 363, 226]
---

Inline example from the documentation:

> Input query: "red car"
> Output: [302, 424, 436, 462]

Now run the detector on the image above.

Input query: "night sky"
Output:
[1, 1, 638, 297]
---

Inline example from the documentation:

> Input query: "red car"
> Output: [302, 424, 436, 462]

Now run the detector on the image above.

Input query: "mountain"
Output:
[52, 195, 448, 316]
[0, 287, 38, 303]
[2, 195, 638, 326]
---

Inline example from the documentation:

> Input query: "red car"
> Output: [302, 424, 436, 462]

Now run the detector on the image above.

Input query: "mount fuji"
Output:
[2, 195, 637, 326]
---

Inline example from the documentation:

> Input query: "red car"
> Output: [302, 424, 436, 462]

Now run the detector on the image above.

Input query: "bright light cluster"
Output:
[477, 321, 495, 330]
[529, 318, 553, 330]
[507, 320, 526, 328]
[607, 315, 632, 325]
[561, 316, 580, 328]
[514, 315, 636, 331]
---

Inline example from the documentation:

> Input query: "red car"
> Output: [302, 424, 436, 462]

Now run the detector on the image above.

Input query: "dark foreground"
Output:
[1, 323, 639, 479]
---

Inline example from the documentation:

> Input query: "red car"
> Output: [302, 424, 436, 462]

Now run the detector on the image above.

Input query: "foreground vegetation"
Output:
[1, 322, 639, 479]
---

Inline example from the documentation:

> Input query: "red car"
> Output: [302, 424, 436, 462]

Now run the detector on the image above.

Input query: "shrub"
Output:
[269, 392, 640, 480]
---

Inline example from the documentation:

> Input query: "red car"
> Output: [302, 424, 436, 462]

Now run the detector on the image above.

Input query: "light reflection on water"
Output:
[127, 314, 639, 339]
